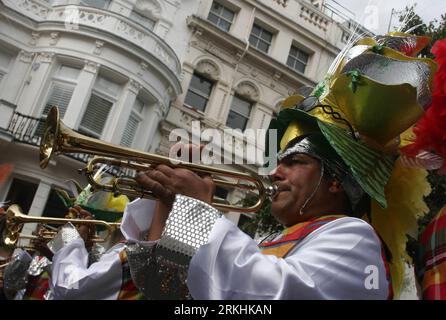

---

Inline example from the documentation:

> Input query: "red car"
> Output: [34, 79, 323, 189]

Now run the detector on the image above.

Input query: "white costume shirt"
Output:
[187, 214, 390, 300]
[49, 199, 157, 300]
[119, 197, 389, 300]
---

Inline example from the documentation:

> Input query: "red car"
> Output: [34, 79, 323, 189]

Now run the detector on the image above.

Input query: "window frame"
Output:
[120, 98, 144, 147]
[287, 45, 310, 74]
[226, 95, 253, 131]
[249, 23, 274, 54]
[78, 89, 115, 138]
[207, 1, 235, 32]
[130, 10, 156, 31]
[40, 65, 80, 117]
[79, 0, 110, 9]
[184, 73, 214, 113]
[0, 49, 15, 87]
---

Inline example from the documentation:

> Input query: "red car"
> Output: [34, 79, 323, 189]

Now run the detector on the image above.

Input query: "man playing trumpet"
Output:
[130, 31, 438, 300]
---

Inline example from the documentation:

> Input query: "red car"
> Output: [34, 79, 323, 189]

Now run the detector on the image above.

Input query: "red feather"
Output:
[0, 163, 14, 185]
[401, 37, 446, 174]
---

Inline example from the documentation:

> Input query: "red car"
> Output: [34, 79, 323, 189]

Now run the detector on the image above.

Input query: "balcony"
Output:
[3, 111, 90, 163]
[2, 111, 137, 177]
[5, 111, 44, 146]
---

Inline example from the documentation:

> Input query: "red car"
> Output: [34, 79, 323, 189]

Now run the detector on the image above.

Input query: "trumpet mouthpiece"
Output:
[265, 184, 279, 198]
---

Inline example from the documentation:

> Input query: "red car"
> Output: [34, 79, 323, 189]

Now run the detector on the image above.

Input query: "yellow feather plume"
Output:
[367, 159, 431, 298]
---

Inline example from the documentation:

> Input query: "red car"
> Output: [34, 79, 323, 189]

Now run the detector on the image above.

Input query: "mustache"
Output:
[272, 182, 291, 192]
[269, 182, 291, 199]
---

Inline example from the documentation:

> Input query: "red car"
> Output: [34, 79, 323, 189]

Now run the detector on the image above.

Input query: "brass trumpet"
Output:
[40, 106, 274, 213]
[2, 204, 120, 247]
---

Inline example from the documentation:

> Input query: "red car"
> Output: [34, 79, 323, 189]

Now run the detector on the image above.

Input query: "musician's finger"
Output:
[136, 172, 173, 200]
[78, 208, 93, 219]
[154, 164, 175, 177]
[146, 168, 171, 187]
[73, 205, 83, 211]
[67, 207, 80, 218]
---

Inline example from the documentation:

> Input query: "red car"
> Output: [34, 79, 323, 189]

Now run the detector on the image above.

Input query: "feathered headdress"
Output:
[266, 31, 439, 298]
[400, 37, 446, 174]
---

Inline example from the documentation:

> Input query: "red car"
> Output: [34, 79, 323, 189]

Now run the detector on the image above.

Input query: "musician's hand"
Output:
[136, 165, 215, 209]
[136, 169, 176, 209]
[68, 206, 96, 248]
[31, 237, 53, 260]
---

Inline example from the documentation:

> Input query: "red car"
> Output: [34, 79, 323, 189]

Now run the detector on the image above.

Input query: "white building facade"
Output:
[0, 0, 190, 225]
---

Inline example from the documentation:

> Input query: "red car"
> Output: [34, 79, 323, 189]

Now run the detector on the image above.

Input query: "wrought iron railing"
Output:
[5, 111, 136, 177]
[6, 111, 44, 146]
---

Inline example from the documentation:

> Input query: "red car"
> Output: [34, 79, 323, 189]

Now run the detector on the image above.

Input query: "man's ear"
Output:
[328, 180, 343, 193]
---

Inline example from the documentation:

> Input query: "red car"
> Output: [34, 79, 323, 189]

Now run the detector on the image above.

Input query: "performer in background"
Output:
[402, 37, 446, 300]
[49, 175, 163, 300]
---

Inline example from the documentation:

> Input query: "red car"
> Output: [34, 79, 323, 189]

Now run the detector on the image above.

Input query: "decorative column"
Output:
[0, 51, 36, 129]
[15, 52, 54, 115]
[1, 51, 35, 105]
[19, 180, 52, 241]
[108, 79, 140, 144]
[62, 60, 99, 128]
[141, 101, 167, 152]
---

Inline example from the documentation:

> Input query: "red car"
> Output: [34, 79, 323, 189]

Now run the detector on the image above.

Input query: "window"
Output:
[184, 73, 213, 112]
[121, 98, 144, 147]
[79, 76, 120, 138]
[249, 24, 273, 53]
[0, 50, 14, 86]
[42, 65, 80, 117]
[79, 94, 113, 138]
[36, 65, 80, 136]
[42, 188, 75, 219]
[80, 0, 110, 9]
[208, 2, 235, 32]
[5, 178, 38, 214]
[226, 95, 252, 131]
[130, 10, 156, 31]
[287, 46, 309, 73]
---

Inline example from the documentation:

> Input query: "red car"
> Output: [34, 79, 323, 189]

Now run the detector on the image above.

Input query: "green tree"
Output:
[238, 195, 282, 237]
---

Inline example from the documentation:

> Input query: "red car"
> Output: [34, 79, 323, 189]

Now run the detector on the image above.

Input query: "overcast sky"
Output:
[325, 0, 445, 34]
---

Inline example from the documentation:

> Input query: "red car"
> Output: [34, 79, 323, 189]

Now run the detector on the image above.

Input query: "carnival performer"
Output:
[1, 222, 53, 300]
[133, 31, 437, 300]
[49, 175, 161, 300]
[400, 36, 446, 300]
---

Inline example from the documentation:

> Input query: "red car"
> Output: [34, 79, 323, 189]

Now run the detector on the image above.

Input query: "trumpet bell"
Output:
[40, 106, 60, 169]
[3, 233, 18, 246]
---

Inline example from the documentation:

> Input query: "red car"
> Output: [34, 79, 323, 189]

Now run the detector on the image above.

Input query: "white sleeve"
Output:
[120, 198, 158, 246]
[50, 239, 124, 300]
[187, 216, 390, 300]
